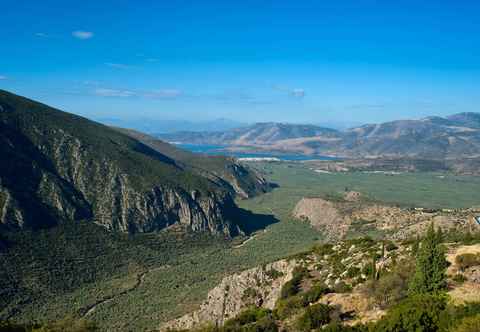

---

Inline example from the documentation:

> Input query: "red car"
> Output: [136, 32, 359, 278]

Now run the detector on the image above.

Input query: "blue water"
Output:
[176, 143, 338, 161]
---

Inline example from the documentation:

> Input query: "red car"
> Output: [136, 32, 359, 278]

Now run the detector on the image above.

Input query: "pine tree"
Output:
[408, 223, 448, 295]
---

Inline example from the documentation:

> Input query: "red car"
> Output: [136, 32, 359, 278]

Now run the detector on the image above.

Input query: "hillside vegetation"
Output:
[0, 89, 269, 235]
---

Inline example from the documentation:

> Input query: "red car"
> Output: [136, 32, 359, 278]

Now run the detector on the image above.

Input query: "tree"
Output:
[408, 223, 448, 295]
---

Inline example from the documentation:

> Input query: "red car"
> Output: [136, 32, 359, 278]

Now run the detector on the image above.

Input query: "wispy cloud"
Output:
[144, 89, 182, 99]
[105, 62, 133, 69]
[0, 75, 7, 80]
[72, 30, 94, 40]
[92, 87, 182, 99]
[35, 32, 49, 38]
[94, 88, 135, 97]
[82, 80, 102, 86]
[272, 84, 306, 98]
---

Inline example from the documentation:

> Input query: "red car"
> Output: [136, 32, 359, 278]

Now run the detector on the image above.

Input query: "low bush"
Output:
[295, 303, 332, 331]
[264, 268, 283, 279]
[456, 253, 480, 271]
[346, 266, 361, 278]
[452, 273, 467, 284]
[362, 266, 411, 308]
[452, 314, 480, 332]
[385, 242, 398, 252]
[372, 294, 446, 332]
[279, 266, 309, 299]
[313, 243, 334, 257]
[274, 296, 303, 319]
[322, 323, 367, 332]
[333, 281, 352, 294]
[301, 283, 331, 305]
[224, 307, 271, 328]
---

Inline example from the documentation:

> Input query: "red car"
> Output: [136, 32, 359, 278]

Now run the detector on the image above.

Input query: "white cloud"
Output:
[72, 30, 94, 40]
[105, 62, 132, 69]
[144, 89, 182, 99]
[91, 86, 182, 99]
[82, 80, 101, 86]
[291, 88, 305, 98]
[94, 88, 135, 97]
[272, 84, 305, 98]
[0, 75, 7, 80]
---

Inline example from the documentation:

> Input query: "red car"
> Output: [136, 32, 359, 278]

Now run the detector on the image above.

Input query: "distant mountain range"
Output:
[95, 117, 246, 134]
[158, 113, 480, 160]
[0, 90, 269, 235]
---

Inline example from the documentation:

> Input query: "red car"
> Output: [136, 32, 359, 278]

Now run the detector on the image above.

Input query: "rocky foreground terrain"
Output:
[161, 191, 480, 331]
[162, 236, 480, 331]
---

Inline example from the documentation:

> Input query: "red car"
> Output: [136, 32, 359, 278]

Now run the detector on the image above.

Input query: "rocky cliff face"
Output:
[0, 90, 244, 236]
[114, 127, 272, 199]
[161, 259, 297, 330]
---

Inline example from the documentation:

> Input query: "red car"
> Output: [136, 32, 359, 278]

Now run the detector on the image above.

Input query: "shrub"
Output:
[372, 294, 446, 332]
[224, 307, 271, 328]
[452, 273, 467, 284]
[333, 281, 352, 294]
[301, 283, 331, 305]
[361, 264, 374, 278]
[456, 253, 480, 271]
[313, 244, 334, 256]
[440, 302, 480, 330]
[346, 266, 361, 278]
[274, 296, 303, 319]
[362, 267, 411, 308]
[452, 314, 480, 332]
[385, 242, 398, 252]
[279, 266, 308, 299]
[244, 316, 278, 332]
[264, 268, 284, 279]
[322, 323, 367, 332]
[242, 287, 258, 301]
[296, 303, 332, 331]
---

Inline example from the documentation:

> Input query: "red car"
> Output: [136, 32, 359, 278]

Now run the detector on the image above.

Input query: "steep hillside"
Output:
[0, 90, 249, 236]
[115, 128, 271, 198]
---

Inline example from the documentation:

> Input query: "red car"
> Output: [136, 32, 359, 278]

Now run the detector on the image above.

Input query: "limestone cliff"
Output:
[161, 259, 297, 330]
[0, 90, 244, 235]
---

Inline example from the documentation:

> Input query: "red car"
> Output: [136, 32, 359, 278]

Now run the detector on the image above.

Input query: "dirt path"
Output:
[79, 266, 168, 317]
[233, 234, 258, 249]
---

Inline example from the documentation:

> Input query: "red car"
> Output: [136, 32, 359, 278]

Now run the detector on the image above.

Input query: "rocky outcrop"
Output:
[161, 259, 297, 330]
[292, 196, 478, 241]
[292, 197, 349, 241]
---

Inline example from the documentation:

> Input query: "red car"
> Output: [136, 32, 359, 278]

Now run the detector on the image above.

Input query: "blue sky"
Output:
[1, 0, 479, 126]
